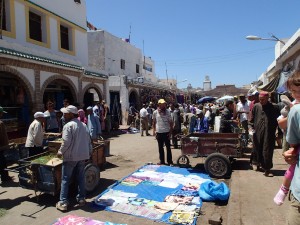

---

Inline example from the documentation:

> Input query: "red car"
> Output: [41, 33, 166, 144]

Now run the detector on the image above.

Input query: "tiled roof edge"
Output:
[0, 46, 83, 70]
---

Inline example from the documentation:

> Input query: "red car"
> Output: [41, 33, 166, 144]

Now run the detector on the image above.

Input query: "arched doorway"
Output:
[129, 90, 139, 109]
[83, 87, 102, 109]
[43, 79, 76, 110]
[0, 71, 32, 138]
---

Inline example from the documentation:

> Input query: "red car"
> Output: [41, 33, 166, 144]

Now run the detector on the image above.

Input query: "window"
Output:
[29, 11, 42, 42]
[121, 59, 125, 70]
[74, 0, 81, 4]
[0, 0, 15, 38]
[60, 25, 69, 50]
[58, 21, 75, 55]
[26, 4, 49, 47]
[0, 0, 6, 31]
[136, 64, 139, 73]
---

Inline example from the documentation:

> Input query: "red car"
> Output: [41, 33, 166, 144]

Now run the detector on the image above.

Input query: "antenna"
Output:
[143, 40, 145, 72]
[128, 24, 131, 43]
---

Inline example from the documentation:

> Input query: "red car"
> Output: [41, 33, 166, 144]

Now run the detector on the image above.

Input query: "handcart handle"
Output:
[5, 164, 30, 173]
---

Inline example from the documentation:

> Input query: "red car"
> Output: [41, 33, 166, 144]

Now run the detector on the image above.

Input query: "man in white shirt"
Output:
[25, 112, 47, 157]
[237, 94, 250, 140]
[140, 104, 150, 136]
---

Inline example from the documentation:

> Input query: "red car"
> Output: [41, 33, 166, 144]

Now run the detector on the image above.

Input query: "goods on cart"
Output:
[48, 138, 63, 152]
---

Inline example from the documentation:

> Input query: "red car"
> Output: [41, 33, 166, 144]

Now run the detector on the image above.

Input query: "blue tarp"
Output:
[93, 165, 210, 224]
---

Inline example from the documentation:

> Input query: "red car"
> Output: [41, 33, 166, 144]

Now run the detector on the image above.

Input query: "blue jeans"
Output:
[59, 160, 86, 204]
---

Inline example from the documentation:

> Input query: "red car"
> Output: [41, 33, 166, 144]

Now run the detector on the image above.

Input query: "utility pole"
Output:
[165, 62, 169, 82]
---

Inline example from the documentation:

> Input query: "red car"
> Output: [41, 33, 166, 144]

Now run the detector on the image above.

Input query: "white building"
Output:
[0, 0, 108, 136]
[203, 75, 212, 91]
[258, 29, 300, 92]
[88, 30, 176, 125]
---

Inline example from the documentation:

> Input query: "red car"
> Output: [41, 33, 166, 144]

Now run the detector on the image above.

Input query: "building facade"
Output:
[88, 30, 176, 125]
[0, 0, 108, 138]
[258, 29, 300, 93]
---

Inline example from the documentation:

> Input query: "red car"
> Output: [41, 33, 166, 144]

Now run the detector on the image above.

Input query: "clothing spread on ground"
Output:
[52, 214, 127, 225]
[93, 164, 211, 225]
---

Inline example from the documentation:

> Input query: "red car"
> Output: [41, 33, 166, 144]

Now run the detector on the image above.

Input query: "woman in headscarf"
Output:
[78, 109, 87, 124]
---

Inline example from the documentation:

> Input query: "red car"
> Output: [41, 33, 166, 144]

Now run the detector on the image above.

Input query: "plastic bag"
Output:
[199, 180, 230, 201]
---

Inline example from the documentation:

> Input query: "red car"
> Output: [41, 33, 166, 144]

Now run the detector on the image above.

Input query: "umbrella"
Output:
[216, 95, 234, 102]
[197, 96, 216, 104]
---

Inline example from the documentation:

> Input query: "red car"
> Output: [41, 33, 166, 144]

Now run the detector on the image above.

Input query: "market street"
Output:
[0, 127, 290, 225]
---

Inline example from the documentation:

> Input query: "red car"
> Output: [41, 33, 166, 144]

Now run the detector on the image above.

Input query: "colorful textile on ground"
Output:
[93, 164, 211, 224]
[52, 214, 126, 225]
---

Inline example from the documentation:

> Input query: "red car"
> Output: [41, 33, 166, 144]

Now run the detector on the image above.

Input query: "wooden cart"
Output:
[17, 142, 104, 196]
[177, 132, 247, 178]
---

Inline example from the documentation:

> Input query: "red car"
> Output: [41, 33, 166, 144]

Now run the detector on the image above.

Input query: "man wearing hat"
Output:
[25, 112, 47, 157]
[152, 99, 174, 165]
[250, 91, 280, 176]
[56, 105, 92, 211]
[0, 106, 12, 183]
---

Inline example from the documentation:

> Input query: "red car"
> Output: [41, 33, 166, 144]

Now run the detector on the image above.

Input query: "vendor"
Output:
[219, 100, 239, 133]
[25, 112, 47, 157]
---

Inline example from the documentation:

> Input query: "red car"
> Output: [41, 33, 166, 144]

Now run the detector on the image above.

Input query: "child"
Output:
[274, 72, 300, 206]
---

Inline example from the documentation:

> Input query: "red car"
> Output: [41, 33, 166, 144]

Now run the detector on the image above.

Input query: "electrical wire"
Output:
[155, 47, 273, 67]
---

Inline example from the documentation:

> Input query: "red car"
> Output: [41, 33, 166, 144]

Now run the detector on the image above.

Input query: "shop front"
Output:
[0, 71, 32, 138]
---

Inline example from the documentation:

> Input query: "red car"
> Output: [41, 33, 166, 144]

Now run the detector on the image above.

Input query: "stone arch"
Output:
[0, 65, 34, 106]
[128, 88, 140, 109]
[81, 83, 104, 105]
[41, 74, 78, 104]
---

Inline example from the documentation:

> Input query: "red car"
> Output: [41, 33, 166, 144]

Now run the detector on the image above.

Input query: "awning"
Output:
[258, 74, 280, 92]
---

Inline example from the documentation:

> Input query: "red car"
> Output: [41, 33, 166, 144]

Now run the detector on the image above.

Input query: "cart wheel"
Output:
[84, 164, 100, 192]
[204, 153, 231, 178]
[177, 155, 190, 167]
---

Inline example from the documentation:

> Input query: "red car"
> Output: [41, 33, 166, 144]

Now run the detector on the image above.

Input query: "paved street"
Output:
[0, 127, 290, 225]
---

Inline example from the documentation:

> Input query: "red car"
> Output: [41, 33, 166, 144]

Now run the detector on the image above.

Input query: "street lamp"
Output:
[246, 34, 285, 45]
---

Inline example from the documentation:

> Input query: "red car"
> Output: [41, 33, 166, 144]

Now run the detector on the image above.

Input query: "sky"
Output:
[86, 0, 300, 89]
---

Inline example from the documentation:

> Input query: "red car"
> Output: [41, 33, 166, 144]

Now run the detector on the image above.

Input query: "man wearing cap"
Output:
[152, 99, 174, 165]
[56, 105, 92, 211]
[25, 112, 47, 157]
[250, 91, 280, 176]
[0, 106, 12, 183]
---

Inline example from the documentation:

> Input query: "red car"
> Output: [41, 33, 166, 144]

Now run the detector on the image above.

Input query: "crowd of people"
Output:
[0, 99, 113, 211]
[125, 73, 300, 223]
[2, 72, 300, 221]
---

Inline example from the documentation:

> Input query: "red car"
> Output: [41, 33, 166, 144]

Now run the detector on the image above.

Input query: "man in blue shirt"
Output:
[194, 110, 209, 133]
